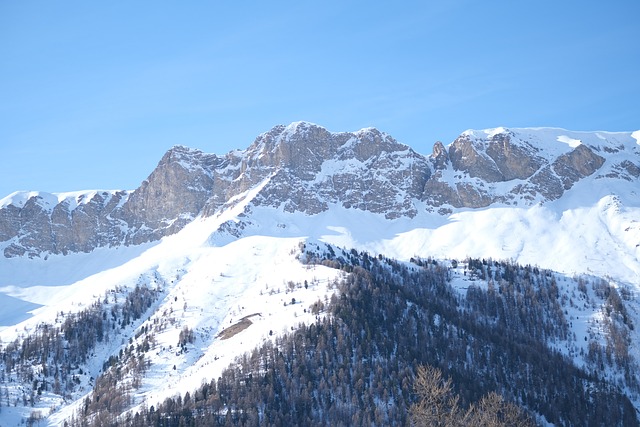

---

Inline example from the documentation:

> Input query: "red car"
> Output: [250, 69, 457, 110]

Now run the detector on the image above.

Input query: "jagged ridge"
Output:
[1, 122, 638, 258]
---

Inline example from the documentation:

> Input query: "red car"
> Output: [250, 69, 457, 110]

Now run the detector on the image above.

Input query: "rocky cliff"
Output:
[1, 122, 638, 258]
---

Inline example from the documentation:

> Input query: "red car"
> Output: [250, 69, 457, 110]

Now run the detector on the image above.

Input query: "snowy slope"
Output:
[0, 185, 345, 425]
[44, 232, 342, 425]
[1, 124, 639, 425]
[209, 193, 640, 287]
[3, 193, 638, 423]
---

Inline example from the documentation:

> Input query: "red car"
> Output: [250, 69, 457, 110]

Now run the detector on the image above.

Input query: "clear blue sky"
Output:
[1, 1, 638, 198]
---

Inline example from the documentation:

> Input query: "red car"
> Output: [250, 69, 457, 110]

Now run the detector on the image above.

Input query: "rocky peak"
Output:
[244, 122, 344, 179]
[422, 127, 620, 211]
[552, 144, 605, 190]
[236, 123, 429, 218]
[449, 133, 504, 182]
[1, 123, 636, 258]
[120, 145, 219, 242]
[431, 141, 449, 170]
[341, 128, 409, 162]
[0, 190, 130, 257]
[448, 129, 546, 182]
[484, 132, 545, 181]
[247, 122, 410, 167]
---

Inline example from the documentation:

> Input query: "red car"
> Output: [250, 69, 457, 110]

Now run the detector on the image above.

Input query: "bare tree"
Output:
[411, 365, 533, 427]
[468, 391, 533, 427]
[410, 365, 462, 427]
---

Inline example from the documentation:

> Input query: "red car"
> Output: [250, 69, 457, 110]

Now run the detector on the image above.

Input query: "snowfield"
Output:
[1, 193, 639, 424]
[1, 125, 639, 425]
[46, 233, 344, 425]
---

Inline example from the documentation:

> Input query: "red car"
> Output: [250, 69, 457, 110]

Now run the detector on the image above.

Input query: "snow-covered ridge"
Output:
[459, 126, 639, 159]
[1, 122, 639, 259]
[1, 192, 640, 424]
[1, 122, 640, 424]
[0, 189, 127, 211]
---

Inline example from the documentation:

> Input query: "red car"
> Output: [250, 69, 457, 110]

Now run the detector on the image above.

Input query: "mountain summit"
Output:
[1, 123, 640, 425]
[1, 122, 638, 259]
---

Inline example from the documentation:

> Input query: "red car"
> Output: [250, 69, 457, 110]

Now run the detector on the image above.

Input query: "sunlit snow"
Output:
[1, 125, 640, 425]
[556, 135, 582, 148]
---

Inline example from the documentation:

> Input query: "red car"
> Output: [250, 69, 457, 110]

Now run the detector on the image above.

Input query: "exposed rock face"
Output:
[7, 196, 54, 257]
[448, 131, 545, 183]
[485, 133, 545, 180]
[431, 141, 449, 170]
[0, 204, 23, 245]
[423, 128, 611, 209]
[121, 146, 220, 244]
[202, 123, 431, 219]
[56, 191, 130, 252]
[620, 160, 640, 178]
[449, 135, 504, 182]
[553, 145, 605, 190]
[1, 123, 636, 258]
[1, 191, 130, 257]
[529, 167, 565, 201]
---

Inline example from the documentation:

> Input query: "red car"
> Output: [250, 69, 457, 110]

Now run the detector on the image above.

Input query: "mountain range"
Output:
[0, 122, 639, 426]
[3, 122, 638, 259]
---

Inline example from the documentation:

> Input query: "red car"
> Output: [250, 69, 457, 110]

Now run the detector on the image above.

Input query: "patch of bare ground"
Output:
[217, 313, 261, 340]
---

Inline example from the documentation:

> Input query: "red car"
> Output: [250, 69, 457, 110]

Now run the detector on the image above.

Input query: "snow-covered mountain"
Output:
[1, 122, 639, 425]
[3, 122, 638, 259]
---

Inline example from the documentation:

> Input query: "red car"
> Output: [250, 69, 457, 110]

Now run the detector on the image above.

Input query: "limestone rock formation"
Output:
[1, 123, 637, 258]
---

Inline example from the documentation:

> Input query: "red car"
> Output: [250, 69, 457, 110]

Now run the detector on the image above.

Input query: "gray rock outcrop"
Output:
[1, 123, 634, 258]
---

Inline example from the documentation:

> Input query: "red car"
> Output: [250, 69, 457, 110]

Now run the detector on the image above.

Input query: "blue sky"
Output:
[1, 1, 638, 198]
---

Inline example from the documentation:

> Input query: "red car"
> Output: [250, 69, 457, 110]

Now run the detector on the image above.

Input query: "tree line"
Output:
[64, 244, 638, 426]
[0, 283, 160, 415]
